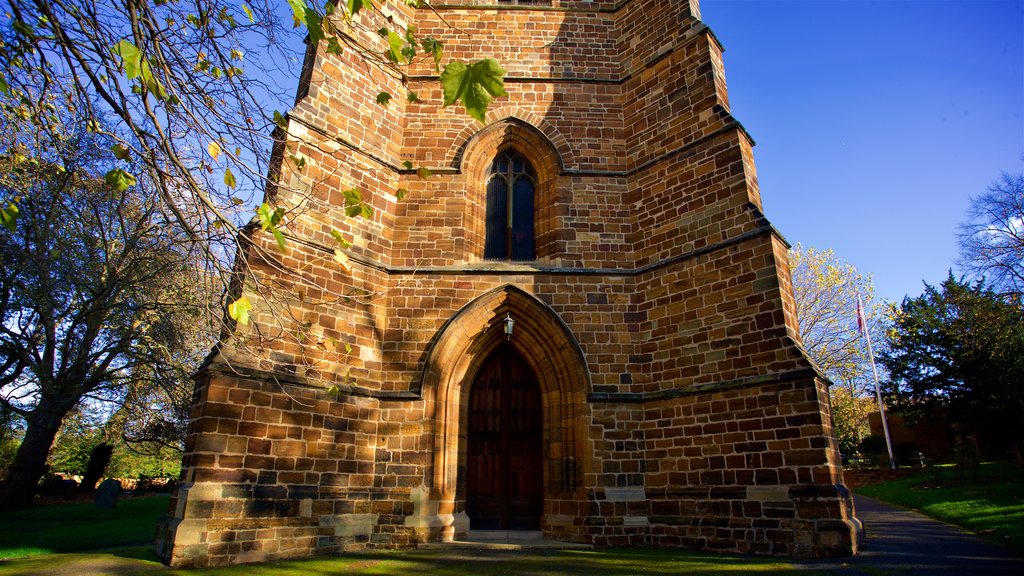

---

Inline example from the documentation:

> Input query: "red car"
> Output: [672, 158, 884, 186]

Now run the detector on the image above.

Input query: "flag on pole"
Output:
[856, 291, 896, 469]
[856, 294, 866, 334]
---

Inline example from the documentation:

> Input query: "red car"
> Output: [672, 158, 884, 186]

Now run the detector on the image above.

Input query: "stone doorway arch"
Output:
[416, 285, 592, 541]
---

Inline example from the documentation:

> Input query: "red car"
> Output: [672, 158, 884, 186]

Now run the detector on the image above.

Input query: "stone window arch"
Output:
[485, 151, 536, 260]
[455, 119, 564, 263]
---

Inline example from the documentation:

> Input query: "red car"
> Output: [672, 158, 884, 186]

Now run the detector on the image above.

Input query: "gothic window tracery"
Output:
[485, 150, 536, 261]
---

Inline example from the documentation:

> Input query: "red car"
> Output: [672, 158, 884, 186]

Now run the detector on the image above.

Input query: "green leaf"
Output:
[139, 59, 169, 100]
[218, 7, 237, 28]
[416, 166, 432, 179]
[111, 144, 131, 160]
[395, 188, 408, 201]
[242, 4, 255, 22]
[104, 168, 136, 193]
[330, 228, 351, 248]
[376, 91, 392, 106]
[406, 91, 419, 103]
[255, 202, 288, 251]
[342, 188, 363, 207]
[402, 160, 414, 170]
[272, 229, 287, 251]
[112, 39, 143, 79]
[347, 0, 370, 17]
[290, 154, 306, 170]
[223, 167, 237, 189]
[12, 20, 35, 40]
[421, 38, 443, 72]
[228, 296, 252, 326]
[0, 75, 10, 96]
[303, 7, 325, 45]
[344, 342, 353, 354]
[0, 199, 20, 232]
[383, 31, 406, 63]
[286, 0, 305, 27]
[440, 58, 507, 123]
[273, 110, 288, 129]
[257, 202, 285, 230]
[326, 37, 344, 55]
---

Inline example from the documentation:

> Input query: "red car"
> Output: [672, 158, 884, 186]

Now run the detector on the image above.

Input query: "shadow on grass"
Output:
[0, 496, 169, 560]
[0, 547, 825, 576]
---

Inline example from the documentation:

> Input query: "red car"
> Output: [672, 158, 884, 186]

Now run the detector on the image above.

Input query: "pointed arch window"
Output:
[485, 151, 535, 260]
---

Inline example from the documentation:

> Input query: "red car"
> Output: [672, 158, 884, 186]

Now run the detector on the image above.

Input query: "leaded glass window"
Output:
[485, 151, 535, 260]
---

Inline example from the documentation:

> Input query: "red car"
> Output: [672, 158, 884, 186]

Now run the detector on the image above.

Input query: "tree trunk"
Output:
[0, 407, 68, 510]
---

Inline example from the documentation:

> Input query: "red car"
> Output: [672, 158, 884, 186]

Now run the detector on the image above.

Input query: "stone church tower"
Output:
[156, 0, 862, 567]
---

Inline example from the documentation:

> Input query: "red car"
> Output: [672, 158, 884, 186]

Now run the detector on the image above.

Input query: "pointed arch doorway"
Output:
[465, 343, 543, 530]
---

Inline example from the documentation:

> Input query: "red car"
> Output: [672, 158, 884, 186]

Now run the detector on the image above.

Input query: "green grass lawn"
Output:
[856, 462, 1024, 555]
[0, 547, 819, 576]
[0, 495, 169, 559]
[0, 496, 827, 575]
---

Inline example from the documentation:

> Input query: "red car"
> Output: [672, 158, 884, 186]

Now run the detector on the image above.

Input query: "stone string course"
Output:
[154, 0, 862, 567]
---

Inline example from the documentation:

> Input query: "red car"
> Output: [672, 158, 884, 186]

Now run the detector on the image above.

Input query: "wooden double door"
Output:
[466, 344, 543, 530]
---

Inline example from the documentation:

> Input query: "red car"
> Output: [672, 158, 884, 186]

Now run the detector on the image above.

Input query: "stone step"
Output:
[467, 530, 544, 542]
[417, 531, 592, 551]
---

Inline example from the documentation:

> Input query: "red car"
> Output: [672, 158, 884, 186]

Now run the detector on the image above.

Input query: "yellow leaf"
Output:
[334, 248, 351, 272]
[228, 295, 252, 326]
[208, 141, 222, 161]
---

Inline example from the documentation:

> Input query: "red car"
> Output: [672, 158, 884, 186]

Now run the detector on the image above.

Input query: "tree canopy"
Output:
[790, 244, 885, 392]
[789, 244, 885, 455]
[0, 109, 213, 508]
[959, 172, 1024, 297]
[879, 273, 1024, 458]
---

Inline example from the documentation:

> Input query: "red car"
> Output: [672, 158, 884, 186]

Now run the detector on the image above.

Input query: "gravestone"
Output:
[95, 478, 121, 509]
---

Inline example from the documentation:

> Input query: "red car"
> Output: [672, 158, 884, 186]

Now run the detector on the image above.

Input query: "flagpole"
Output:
[858, 294, 896, 469]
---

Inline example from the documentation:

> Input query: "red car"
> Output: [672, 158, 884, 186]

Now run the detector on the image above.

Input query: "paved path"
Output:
[802, 494, 1024, 575]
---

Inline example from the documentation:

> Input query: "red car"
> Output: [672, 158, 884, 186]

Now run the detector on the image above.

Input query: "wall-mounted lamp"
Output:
[503, 313, 515, 339]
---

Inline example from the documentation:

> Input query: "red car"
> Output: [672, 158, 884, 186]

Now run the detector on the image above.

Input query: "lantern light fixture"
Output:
[503, 313, 515, 339]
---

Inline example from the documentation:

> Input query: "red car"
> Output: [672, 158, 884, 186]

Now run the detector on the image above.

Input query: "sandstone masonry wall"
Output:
[155, 0, 861, 567]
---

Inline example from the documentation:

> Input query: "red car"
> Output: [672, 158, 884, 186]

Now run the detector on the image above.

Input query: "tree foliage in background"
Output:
[959, 172, 1024, 297]
[0, 109, 212, 509]
[45, 411, 103, 479]
[789, 245, 884, 454]
[0, 407, 21, 479]
[879, 273, 1024, 459]
[46, 408, 181, 480]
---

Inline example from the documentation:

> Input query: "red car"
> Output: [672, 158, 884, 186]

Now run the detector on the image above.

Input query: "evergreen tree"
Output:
[880, 273, 1024, 459]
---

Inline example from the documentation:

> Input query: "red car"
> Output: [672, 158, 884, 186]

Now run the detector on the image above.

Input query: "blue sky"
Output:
[700, 0, 1024, 303]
